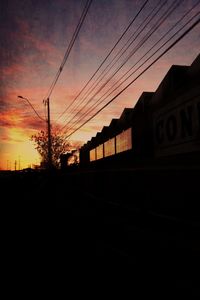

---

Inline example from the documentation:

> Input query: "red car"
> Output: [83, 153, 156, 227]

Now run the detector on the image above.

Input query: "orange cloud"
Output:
[0, 110, 23, 128]
[0, 107, 45, 132]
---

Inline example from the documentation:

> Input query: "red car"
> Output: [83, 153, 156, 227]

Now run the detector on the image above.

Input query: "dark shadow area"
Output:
[1, 167, 199, 295]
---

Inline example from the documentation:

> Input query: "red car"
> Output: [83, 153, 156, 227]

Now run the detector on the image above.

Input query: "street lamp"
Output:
[18, 96, 45, 122]
[18, 95, 52, 169]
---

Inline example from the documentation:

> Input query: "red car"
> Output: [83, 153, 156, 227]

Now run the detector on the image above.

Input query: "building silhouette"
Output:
[80, 54, 200, 169]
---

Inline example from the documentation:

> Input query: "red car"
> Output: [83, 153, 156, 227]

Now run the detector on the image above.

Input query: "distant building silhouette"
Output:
[80, 53, 200, 168]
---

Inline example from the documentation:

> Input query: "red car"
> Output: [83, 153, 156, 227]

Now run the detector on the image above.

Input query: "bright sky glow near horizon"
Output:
[0, 0, 200, 170]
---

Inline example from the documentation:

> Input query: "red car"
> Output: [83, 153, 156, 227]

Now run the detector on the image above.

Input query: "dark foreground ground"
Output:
[1, 167, 200, 295]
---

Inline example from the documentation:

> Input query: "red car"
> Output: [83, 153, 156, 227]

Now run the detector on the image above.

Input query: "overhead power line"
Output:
[64, 15, 200, 139]
[77, 8, 200, 130]
[94, 2, 200, 110]
[55, 0, 150, 122]
[60, 0, 180, 133]
[59, 0, 164, 128]
[44, 0, 93, 101]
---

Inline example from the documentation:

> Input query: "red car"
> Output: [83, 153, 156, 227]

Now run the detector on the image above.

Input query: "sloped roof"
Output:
[133, 92, 154, 113]
[151, 64, 189, 107]
[119, 108, 133, 122]
[188, 53, 200, 78]
[109, 118, 118, 128]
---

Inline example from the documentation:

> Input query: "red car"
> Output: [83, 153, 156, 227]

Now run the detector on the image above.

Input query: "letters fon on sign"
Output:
[154, 95, 200, 156]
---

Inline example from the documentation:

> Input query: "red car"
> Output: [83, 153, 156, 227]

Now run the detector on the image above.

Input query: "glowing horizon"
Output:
[1, 0, 200, 170]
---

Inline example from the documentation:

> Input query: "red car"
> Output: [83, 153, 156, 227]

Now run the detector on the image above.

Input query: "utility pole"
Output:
[14, 160, 17, 171]
[18, 95, 52, 170]
[46, 97, 52, 168]
[18, 156, 21, 171]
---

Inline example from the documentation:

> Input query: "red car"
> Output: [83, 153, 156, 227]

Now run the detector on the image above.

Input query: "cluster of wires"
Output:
[17, 0, 93, 125]
[44, 0, 93, 102]
[51, 0, 199, 140]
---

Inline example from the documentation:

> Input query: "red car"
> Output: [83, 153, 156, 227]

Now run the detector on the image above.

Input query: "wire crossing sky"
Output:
[55, 0, 150, 123]
[44, 0, 93, 101]
[65, 15, 200, 139]
[57, 0, 200, 138]
[0, 0, 200, 170]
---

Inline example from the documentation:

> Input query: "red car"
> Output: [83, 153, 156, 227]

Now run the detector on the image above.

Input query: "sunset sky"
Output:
[0, 0, 200, 170]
